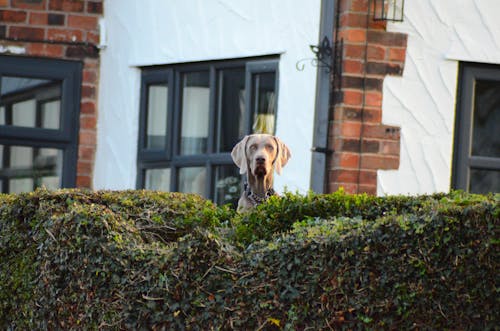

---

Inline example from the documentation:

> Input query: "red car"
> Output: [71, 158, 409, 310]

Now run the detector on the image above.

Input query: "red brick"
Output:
[26, 43, 45, 56]
[367, 45, 385, 61]
[341, 138, 380, 153]
[335, 152, 360, 169]
[83, 58, 98, 69]
[0, 0, 8, 7]
[341, 121, 362, 137]
[359, 170, 377, 184]
[81, 85, 96, 99]
[49, 0, 84, 12]
[338, 28, 366, 43]
[77, 160, 93, 174]
[365, 91, 382, 107]
[361, 139, 380, 153]
[343, 90, 363, 106]
[361, 154, 399, 170]
[343, 59, 364, 74]
[87, 1, 102, 14]
[1, 10, 27, 22]
[12, 0, 45, 10]
[29, 12, 47, 25]
[337, 106, 382, 123]
[48, 13, 65, 25]
[331, 169, 356, 183]
[78, 146, 95, 160]
[368, 18, 387, 30]
[47, 28, 83, 41]
[9, 26, 45, 40]
[66, 44, 99, 58]
[80, 101, 95, 114]
[363, 124, 400, 140]
[340, 12, 367, 29]
[389, 47, 406, 62]
[340, 138, 360, 152]
[80, 115, 96, 130]
[87, 31, 99, 44]
[351, 0, 369, 12]
[76, 175, 92, 188]
[343, 44, 365, 59]
[380, 140, 400, 155]
[342, 75, 383, 91]
[68, 14, 98, 30]
[79, 130, 96, 146]
[44, 43, 64, 57]
[83, 68, 97, 83]
[368, 30, 407, 47]
[366, 61, 403, 76]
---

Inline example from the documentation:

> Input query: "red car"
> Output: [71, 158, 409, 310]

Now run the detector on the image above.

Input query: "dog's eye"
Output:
[249, 144, 257, 151]
[266, 144, 274, 151]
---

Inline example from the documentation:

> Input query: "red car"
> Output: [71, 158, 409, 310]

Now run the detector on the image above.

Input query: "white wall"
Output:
[94, 0, 321, 193]
[378, 0, 500, 195]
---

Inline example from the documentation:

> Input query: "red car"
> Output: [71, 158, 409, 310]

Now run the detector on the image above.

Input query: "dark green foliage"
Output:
[0, 188, 498, 329]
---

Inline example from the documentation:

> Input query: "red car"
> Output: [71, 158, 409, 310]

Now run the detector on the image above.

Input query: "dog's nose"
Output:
[256, 156, 266, 164]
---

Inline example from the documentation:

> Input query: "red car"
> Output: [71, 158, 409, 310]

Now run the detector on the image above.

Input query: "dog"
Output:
[231, 134, 291, 212]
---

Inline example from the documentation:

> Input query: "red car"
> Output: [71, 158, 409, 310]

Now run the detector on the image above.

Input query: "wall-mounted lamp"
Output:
[373, 0, 405, 22]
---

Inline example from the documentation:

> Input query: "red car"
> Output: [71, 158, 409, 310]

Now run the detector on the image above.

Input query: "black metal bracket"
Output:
[311, 146, 334, 155]
[296, 36, 343, 79]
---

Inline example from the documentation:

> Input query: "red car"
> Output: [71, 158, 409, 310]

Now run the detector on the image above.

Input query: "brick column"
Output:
[0, 0, 103, 189]
[328, 0, 407, 194]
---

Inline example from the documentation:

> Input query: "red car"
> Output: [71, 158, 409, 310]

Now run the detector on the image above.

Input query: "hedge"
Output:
[0, 188, 498, 329]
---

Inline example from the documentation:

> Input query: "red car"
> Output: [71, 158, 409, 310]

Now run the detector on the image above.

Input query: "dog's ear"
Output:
[231, 136, 249, 174]
[273, 136, 291, 175]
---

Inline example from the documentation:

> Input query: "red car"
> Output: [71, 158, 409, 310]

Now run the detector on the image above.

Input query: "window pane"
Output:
[178, 166, 206, 196]
[0, 106, 5, 125]
[41, 100, 60, 129]
[469, 169, 500, 193]
[145, 168, 171, 191]
[1, 145, 63, 193]
[214, 165, 242, 206]
[473, 80, 500, 158]
[146, 84, 168, 149]
[10, 178, 34, 194]
[252, 72, 276, 135]
[12, 99, 36, 127]
[216, 68, 246, 152]
[180, 72, 210, 155]
[1, 76, 61, 129]
[10, 146, 33, 167]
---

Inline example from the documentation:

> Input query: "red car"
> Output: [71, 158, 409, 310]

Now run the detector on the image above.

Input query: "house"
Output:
[1, 0, 498, 205]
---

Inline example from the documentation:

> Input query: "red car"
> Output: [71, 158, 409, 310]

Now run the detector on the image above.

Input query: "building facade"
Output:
[0, 0, 498, 202]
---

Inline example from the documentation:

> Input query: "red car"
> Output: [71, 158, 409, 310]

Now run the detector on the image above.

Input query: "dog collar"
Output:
[244, 182, 275, 206]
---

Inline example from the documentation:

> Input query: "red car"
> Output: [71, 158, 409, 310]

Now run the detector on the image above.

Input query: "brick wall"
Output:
[0, 0, 102, 188]
[328, 0, 407, 194]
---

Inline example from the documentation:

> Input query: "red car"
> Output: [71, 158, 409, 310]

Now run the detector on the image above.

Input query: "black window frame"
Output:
[0, 55, 82, 192]
[452, 62, 500, 192]
[136, 57, 279, 201]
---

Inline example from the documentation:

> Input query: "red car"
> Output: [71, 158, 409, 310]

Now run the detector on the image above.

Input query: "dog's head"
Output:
[231, 134, 291, 178]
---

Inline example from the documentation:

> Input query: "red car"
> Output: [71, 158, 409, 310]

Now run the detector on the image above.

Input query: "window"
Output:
[0, 56, 81, 193]
[137, 58, 279, 205]
[452, 62, 500, 193]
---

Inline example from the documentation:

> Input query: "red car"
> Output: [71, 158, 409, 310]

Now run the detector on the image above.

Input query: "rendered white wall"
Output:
[94, 0, 321, 193]
[378, 0, 500, 195]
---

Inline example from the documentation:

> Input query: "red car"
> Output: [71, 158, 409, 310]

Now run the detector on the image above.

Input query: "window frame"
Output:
[452, 62, 500, 191]
[136, 57, 279, 201]
[0, 55, 82, 192]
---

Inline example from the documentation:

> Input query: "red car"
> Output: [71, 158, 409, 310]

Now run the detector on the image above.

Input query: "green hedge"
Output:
[0, 188, 498, 329]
